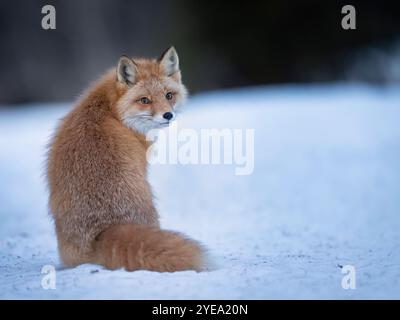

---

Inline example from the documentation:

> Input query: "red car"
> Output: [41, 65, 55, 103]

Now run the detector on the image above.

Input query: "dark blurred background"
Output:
[0, 0, 399, 105]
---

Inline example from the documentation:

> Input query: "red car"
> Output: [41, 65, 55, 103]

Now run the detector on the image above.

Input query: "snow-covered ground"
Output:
[1, 84, 399, 299]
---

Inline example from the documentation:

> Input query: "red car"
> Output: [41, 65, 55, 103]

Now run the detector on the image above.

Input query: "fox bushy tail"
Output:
[90, 224, 206, 272]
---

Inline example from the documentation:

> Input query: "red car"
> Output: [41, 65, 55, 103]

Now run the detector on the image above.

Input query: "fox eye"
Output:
[139, 97, 151, 104]
[165, 92, 173, 100]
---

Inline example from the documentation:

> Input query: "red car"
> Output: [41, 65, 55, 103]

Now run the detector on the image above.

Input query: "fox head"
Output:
[115, 46, 187, 135]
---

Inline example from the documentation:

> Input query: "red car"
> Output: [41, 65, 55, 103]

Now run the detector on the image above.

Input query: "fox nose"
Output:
[163, 112, 173, 120]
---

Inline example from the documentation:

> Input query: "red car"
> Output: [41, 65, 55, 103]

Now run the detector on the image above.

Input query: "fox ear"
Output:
[117, 56, 137, 85]
[159, 46, 179, 76]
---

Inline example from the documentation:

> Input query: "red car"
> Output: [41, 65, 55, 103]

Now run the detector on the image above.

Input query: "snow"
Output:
[1, 84, 400, 299]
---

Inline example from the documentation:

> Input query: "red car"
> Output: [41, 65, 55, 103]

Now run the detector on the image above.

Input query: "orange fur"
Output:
[46, 48, 206, 272]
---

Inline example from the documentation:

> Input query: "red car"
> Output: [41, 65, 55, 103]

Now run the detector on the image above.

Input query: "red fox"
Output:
[46, 47, 206, 272]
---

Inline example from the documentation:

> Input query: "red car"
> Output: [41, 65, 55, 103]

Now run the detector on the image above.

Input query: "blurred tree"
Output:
[0, 0, 399, 105]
